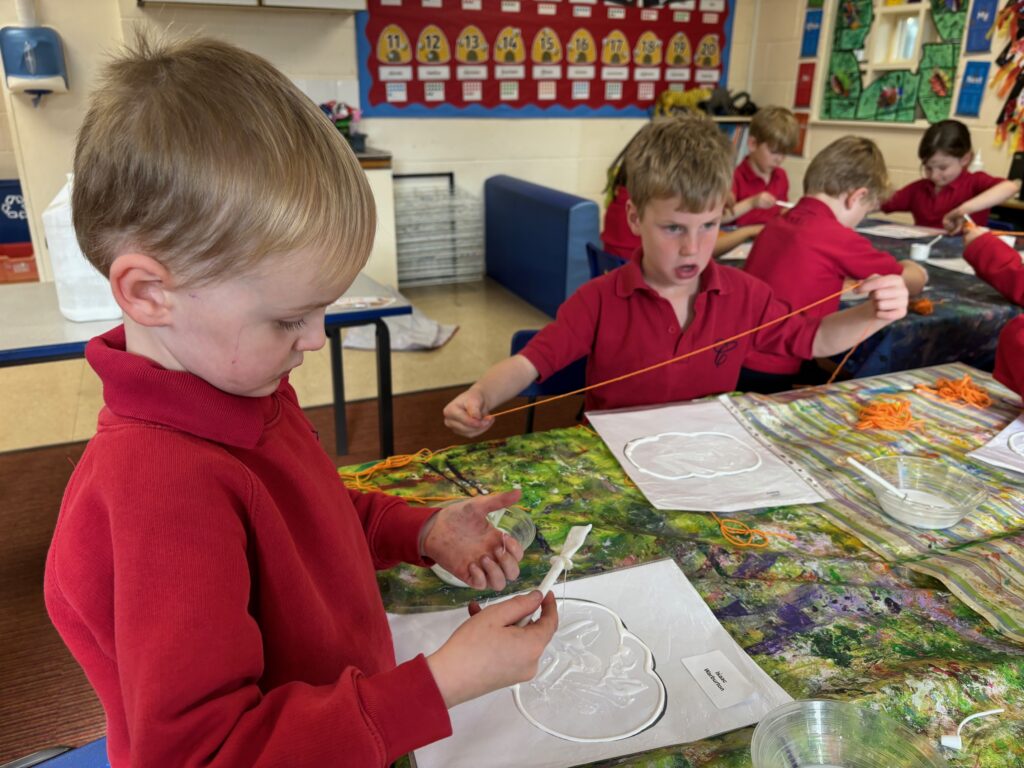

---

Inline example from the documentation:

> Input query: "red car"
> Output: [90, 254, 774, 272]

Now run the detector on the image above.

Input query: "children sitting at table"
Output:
[881, 119, 1020, 233]
[443, 118, 910, 437]
[961, 226, 1024, 397]
[740, 136, 929, 394]
[729, 105, 800, 226]
[44, 34, 557, 768]
[602, 112, 764, 261]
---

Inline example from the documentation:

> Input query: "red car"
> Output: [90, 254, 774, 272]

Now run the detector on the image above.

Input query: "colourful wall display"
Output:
[357, 0, 733, 116]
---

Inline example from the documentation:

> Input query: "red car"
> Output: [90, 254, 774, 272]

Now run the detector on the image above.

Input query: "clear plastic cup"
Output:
[431, 506, 537, 588]
[864, 456, 987, 530]
[751, 699, 948, 768]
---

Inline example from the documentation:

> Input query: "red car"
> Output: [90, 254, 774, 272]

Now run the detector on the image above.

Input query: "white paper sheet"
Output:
[855, 223, 945, 239]
[928, 258, 976, 275]
[390, 560, 792, 768]
[717, 241, 752, 261]
[586, 397, 825, 512]
[967, 414, 1024, 475]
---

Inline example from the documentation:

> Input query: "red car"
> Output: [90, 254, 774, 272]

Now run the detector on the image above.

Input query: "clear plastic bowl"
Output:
[863, 456, 987, 530]
[751, 699, 948, 768]
[431, 506, 537, 588]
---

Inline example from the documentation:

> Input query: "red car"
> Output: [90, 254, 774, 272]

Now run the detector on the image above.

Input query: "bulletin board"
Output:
[821, 0, 969, 124]
[356, 0, 734, 117]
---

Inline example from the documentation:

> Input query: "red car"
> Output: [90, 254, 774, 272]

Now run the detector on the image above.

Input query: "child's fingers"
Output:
[493, 546, 521, 584]
[469, 489, 523, 518]
[527, 592, 559, 638]
[486, 590, 545, 626]
[465, 563, 486, 590]
[478, 555, 507, 591]
[497, 531, 524, 563]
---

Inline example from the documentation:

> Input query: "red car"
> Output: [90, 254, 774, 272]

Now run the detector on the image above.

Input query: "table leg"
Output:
[328, 328, 348, 456]
[374, 319, 395, 458]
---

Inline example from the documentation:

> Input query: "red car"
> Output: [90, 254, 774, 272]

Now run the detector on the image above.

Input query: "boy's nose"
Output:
[297, 314, 327, 352]
[678, 234, 699, 255]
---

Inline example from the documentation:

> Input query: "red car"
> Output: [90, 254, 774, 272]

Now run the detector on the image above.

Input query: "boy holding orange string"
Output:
[962, 226, 1024, 396]
[740, 136, 929, 393]
[443, 118, 910, 437]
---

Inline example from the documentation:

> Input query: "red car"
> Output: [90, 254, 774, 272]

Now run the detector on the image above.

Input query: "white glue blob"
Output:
[513, 599, 665, 743]
[1008, 431, 1024, 458]
[623, 431, 763, 480]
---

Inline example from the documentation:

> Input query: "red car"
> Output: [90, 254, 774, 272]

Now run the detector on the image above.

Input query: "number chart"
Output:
[357, 0, 733, 116]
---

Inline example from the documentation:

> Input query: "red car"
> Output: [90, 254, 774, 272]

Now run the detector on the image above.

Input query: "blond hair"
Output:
[749, 106, 799, 154]
[803, 136, 891, 203]
[73, 31, 374, 286]
[624, 115, 733, 215]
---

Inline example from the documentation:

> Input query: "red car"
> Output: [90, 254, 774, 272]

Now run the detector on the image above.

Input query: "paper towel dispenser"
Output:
[0, 26, 67, 106]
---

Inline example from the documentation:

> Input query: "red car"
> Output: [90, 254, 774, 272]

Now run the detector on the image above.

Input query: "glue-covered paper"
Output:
[854, 223, 945, 239]
[587, 397, 825, 512]
[388, 560, 792, 768]
[967, 414, 1024, 476]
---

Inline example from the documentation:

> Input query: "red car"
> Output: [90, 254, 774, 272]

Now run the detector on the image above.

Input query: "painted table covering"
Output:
[353, 364, 1024, 767]
[848, 226, 1022, 378]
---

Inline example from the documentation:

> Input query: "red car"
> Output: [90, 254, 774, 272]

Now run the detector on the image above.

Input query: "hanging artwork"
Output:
[856, 69, 919, 122]
[993, 0, 1024, 149]
[918, 42, 958, 123]
[823, 49, 862, 119]
[356, 0, 734, 117]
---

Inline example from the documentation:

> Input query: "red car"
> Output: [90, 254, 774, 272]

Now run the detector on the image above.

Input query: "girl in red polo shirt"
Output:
[882, 120, 1020, 233]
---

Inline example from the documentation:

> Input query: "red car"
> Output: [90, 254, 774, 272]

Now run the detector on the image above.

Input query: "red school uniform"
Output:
[602, 185, 641, 260]
[742, 196, 903, 375]
[731, 157, 789, 226]
[881, 170, 1003, 229]
[45, 327, 449, 767]
[518, 254, 822, 411]
[963, 232, 1024, 396]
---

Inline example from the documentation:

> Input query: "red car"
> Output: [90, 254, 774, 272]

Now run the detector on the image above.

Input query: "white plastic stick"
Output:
[940, 708, 1004, 750]
[516, 524, 591, 627]
[926, 233, 944, 247]
[847, 457, 907, 500]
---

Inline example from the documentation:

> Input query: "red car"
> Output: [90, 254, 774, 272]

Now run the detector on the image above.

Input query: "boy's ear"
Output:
[845, 187, 871, 210]
[959, 153, 972, 169]
[746, 135, 758, 153]
[108, 253, 175, 327]
[626, 198, 643, 235]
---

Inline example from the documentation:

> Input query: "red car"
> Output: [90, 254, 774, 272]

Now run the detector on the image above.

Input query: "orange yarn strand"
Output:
[711, 512, 798, 549]
[491, 281, 865, 418]
[908, 297, 934, 315]
[855, 399, 923, 431]
[914, 374, 992, 408]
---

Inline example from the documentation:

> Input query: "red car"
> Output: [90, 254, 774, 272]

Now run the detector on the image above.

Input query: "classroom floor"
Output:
[0, 278, 553, 454]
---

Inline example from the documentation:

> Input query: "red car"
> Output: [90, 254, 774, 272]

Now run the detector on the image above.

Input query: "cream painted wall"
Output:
[3, 0, 755, 278]
[746, 0, 1010, 200]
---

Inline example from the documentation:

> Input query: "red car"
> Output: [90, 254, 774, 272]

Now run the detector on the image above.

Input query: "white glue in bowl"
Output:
[909, 243, 931, 261]
[751, 699, 948, 768]
[431, 507, 537, 588]
[864, 456, 986, 530]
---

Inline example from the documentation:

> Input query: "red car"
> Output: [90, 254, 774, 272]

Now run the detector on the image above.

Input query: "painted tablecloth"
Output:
[351, 363, 1024, 767]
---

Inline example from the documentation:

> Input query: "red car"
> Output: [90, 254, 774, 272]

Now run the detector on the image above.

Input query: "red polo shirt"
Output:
[881, 171, 1003, 228]
[519, 256, 821, 411]
[743, 196, 903, 375]
[731, 157, 788, 226]
[602, 185, 641, 259]
[963, 232, 1024, 396]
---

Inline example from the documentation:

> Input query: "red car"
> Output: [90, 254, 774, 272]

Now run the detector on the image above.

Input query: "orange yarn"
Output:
[914, 374, 992, 409]
[490, 280, 866, 418]
[711, 512, 798, 549]
[909, 297, 934, 315]
[855, 399, 923, 431]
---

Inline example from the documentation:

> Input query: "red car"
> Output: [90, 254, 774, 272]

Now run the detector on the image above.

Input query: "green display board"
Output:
[822, 1, 968, 124]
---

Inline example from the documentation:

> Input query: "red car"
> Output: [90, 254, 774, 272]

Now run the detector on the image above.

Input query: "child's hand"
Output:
[858, 273, 908, 322]
[754, 191, 777, 210]
[426, 590, 558, 708]
[943, 206, 968, 234]
[422, 489, 524, 590]
[443, 387, 495, 437]
[962, 224, 990, 247]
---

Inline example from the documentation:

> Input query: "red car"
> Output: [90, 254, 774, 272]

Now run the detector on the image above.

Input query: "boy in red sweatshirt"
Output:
[962, 227, 1024, 396]
[45, 35, 556, 768]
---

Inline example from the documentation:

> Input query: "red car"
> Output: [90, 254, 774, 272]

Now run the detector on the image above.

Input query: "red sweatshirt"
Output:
[44, 327, 450, 767]
[964, 233, 1024, 397]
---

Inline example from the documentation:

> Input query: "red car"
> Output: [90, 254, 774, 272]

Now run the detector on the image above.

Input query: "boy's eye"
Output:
[664, 225, 682, 234]
[278, 318, 307, 331]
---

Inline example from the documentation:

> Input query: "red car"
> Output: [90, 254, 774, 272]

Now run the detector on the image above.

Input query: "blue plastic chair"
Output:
[1, 738, 109, 768]
[510, 330, 587, 433]
[586, 242, 627, 279]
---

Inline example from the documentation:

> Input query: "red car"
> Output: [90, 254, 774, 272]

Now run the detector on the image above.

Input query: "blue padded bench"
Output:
[484, 175, 599, 318]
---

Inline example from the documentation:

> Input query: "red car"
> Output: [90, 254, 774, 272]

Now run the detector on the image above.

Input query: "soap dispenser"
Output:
[0, 0, 67, 107]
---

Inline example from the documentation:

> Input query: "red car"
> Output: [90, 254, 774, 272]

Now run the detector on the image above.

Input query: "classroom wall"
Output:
[1, 0, 756, 280]
[748, 0, 1008, 199]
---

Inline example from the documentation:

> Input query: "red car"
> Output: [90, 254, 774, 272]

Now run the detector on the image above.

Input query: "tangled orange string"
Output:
[914, 374, 992, 409]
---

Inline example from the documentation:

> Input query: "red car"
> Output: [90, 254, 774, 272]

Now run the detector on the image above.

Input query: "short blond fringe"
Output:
[72, 29, 375, 287]
[749, 106, 799, 154]
[803, 135, 892, 203]
[624, 115, 733, 215]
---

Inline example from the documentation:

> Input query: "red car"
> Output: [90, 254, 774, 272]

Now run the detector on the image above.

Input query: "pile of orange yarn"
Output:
[914, 374, 992, 408]
[855, 399, 923, 431]
[908, 297, 934, 315]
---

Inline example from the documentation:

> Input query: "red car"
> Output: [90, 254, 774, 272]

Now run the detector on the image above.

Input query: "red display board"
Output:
[358, 0, 731, 115]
